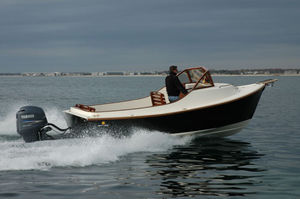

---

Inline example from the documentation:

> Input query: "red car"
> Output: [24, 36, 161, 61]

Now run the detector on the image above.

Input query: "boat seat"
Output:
[150, 91, 166, 106]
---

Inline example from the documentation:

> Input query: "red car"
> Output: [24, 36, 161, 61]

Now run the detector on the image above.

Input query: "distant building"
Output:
[140, 72, 156, 75]
[45, 72, 62, 76]
[284, 70, 298, 75]
[105, 72, 125, 75]
[128, 72, 135, 76]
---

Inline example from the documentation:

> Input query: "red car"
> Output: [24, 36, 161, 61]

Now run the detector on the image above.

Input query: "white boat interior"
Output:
[64, 67, 266, 121]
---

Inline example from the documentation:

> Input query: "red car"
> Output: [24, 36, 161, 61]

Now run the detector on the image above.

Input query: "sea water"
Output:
[0, 75, 299, 198]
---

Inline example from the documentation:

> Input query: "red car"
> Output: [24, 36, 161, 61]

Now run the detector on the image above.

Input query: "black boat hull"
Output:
[65, 86, 265, 137]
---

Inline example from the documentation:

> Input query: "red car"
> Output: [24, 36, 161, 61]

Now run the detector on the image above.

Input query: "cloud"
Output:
[0, 0, 299, 72]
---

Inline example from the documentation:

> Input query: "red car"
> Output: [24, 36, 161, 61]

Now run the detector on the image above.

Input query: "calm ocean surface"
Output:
[0, 75, 299, 198]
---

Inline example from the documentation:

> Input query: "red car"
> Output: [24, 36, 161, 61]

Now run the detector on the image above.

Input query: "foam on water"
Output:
[0, 103, 27, 135]
[43, 106, 69, 128]
[0, 105, 191, 171]
[0, 130, 192, 171]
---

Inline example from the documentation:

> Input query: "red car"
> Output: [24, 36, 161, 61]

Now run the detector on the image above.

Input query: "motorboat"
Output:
[64, 67, 277, 136]
[16, 67, 277, 142]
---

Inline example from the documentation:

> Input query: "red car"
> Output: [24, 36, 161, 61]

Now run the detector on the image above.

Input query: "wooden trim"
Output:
[192, 71, 207, 90]
[75, 104, 96, 112]
[207, 71, 214, 86]
[176, 66, 207, 76]
[150, 91, 166, 106]
[186, 71, 193, 83]
[191, 70, 214, 90]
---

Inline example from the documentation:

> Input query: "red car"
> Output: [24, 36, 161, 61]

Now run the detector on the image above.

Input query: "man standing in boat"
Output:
[165, 65, 188, 102]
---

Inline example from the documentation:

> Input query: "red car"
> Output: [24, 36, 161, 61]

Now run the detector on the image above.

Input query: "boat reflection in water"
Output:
[146, 138, 265, 197]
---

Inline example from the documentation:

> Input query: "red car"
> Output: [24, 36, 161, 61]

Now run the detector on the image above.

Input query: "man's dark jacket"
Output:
[165, 72, 188, 96]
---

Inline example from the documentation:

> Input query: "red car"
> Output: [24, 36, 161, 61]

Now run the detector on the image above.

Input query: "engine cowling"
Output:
[16, 106, 49, 142]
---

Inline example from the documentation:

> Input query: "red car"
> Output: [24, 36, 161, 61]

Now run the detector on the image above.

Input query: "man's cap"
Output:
[169, 65, 178, 72]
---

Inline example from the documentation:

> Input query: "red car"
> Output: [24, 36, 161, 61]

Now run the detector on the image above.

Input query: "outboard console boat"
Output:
[16, 67, 277, 142]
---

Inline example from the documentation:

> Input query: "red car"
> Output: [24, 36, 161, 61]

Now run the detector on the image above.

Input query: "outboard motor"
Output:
[16, 106, 70, 142]
[16, 106, 52, 142]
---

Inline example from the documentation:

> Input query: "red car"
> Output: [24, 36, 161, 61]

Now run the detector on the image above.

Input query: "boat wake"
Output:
[0, 104, 22, 136]
[0, 129, 192, 171]
[0, 105, 192, 171]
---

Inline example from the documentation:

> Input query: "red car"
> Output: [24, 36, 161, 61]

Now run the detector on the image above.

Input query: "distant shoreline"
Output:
[1, 68, 300, 77]
[1, 74, 300, 77]
[212, 74, 300, 77]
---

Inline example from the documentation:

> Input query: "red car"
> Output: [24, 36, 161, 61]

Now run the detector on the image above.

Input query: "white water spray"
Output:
[0, 130, 192, 171]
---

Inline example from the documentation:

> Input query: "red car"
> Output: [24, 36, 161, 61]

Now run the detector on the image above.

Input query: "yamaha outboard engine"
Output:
[16, 106, 54, 142]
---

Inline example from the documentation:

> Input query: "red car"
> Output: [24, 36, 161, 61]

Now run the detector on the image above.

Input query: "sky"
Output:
[0, 0, 300, 72]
